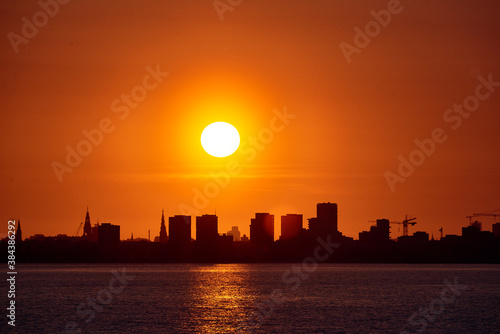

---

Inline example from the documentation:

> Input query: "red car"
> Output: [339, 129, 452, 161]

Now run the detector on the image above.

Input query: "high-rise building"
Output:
[227, 226, 241, 242]
[83, 208, 92, 238]
[159, 210, 168, 243]
[169, 215, 191, 245]
[280, 214, 302, 241]
[196, 214, 218, 245]
[308, 202, 338, 239]
[250, 213, 274, 247]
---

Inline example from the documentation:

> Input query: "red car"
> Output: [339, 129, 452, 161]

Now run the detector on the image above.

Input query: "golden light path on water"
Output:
[185, 264, 258, 332]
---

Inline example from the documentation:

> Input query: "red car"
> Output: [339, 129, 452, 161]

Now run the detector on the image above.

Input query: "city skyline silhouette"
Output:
[5, 202, 499, 264]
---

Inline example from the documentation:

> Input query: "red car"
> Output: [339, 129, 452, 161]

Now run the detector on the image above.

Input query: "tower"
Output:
[196, 214, 218, 245]
[169, 215, 191, 246]
[250, 213, 274, 248]
[159, 209, 168, 243]
[309, 202, 338, 239]
[15, 220, 22, 242]
[281, 214, 303, 241]
[83, 207, 92, 238]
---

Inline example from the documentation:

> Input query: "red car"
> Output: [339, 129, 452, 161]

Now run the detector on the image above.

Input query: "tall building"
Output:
[308, 202, 338, 239]
[83, 208, 92, 238]
[169, 215, 191, 245]
[280, 214, 303, 241]
[159, 210, 168, 243]
[196, 214, 218, 245]
[250, 213, 274, 247]
[15, 220, 22, 242]
[227, 226, 241, 242]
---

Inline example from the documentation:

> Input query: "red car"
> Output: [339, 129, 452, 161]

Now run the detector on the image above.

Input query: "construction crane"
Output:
[465, 209, 500, 225]
[74, 222, 83, 237]
[472, 210, 500, 222]
[368, 215, 417, 237]
[391, 216, 417, 236]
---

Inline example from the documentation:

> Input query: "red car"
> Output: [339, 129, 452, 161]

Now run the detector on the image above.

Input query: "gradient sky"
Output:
[1, 0, 499, 241]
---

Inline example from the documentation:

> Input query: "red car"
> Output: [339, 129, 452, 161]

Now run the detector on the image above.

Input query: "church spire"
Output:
[15, 220, 22, 242]
[83, 207, 92, 237]
[159, 209, 168, 243]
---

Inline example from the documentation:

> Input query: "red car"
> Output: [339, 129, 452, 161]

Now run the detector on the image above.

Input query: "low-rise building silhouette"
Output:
[359, 219, 390, 243]
[96, 223, 120, 244]
[227, 226, 241, 241]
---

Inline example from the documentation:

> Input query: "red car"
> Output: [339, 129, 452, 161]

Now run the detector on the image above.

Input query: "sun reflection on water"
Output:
[183, 264, 257, 333]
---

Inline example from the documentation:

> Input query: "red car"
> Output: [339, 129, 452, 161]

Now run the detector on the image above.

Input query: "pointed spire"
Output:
[159, 208, 168, 243]
[16, 219, 22, 242]
[83, 207, 92, 237]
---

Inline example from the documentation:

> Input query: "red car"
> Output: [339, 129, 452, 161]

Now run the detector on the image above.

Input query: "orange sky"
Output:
[1, 0, 499, 241]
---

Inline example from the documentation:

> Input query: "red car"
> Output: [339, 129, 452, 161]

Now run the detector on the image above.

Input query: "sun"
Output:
[201, 122, 240, 158]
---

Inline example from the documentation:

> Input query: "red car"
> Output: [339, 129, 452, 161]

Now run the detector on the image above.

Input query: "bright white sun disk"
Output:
[201, 122, 240, 157]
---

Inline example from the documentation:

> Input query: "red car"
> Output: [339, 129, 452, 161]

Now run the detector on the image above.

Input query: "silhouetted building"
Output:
[83, 208, 92, 238]
[250, 213, 274, 248]
[413, 231, 429, 242]
[241, 234, 249, 242]
[280, 214, 303, 241]
[359, 219, 390, 243]
[169, 215, 191, 245]
[15, 220, 22, 242]
[227, 226, 241, 242]
[196, 214, 218, 246]
[493, 223, 500, 238]
[399, 231, 429, 243]
[159, 210, 168, 243]
[97, 223, 120, 244]
[308, 202, 338, 240]
[462, 223, 481, 239]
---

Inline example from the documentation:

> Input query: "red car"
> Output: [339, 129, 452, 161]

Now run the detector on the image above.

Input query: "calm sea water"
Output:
[2, 264, 499, 333]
